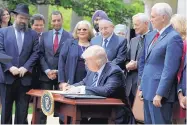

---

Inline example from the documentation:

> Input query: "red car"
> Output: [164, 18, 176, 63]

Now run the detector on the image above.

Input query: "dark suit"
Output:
[58, 39, 87, 85]
[139, 25, 183, 124]
[0, 26, 39, 124]
[126, 36, 144, 105]
[74, 62, 135, 124]
[40, 30, 72, 82]
[31, 33, 42, 89]
[39, 29, 72, 123]
[91, 33, 127, 69]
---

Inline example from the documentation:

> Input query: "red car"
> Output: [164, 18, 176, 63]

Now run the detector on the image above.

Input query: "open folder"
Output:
[0, 53, 12, 64]
[63, 94, 106, 99]
[49, 90, 106, 99]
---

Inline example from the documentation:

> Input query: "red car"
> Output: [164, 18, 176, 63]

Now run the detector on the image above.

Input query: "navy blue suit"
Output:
[0, 26, 39, 124]
[58, 39, 87, 85]
[74, 62, 135, 124]
[40, 30, 72, 82]
[91, 33, 127, 69]
[139, 25, 183, 124]
[39, 29, 72, 124]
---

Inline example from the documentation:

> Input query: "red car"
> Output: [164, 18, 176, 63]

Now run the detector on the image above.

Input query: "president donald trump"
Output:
[138, 3, 183, 124]
[60, 45, 135, 124]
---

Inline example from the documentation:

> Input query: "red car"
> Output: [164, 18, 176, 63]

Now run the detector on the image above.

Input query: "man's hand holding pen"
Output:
[59, 80, 72, 91]
[59, 80, 85, 94]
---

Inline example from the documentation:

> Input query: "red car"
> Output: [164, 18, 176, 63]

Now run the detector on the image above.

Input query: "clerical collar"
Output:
[141, 30, 150, 38]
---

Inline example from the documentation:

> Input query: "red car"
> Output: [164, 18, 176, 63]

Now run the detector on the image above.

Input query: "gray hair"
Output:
[72, 20, 94, 41]
[99, 19, 114, 26]
[30, 14, 45, 25]
[82, 45, 108, 67]
[51, 11, 63, 19]
[132, 13, 149, 23]
[152, 3, 172, 20]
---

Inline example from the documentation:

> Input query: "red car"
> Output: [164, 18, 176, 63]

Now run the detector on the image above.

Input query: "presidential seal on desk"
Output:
[41, 90, 54, 116]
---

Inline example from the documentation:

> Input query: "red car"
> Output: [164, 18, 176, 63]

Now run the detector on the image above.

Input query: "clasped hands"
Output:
[47, 70, 58, 80]
[126, 60, 137, 71]
[59, 82, 84, 94]
[9, 66, 28, 77]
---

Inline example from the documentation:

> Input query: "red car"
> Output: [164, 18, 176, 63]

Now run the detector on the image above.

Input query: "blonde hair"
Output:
[72, 20, 94, 41]
[171, 14, 187, 40]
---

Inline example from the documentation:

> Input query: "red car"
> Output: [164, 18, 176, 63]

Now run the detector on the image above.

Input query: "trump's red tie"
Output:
[53, 31, 59, 53]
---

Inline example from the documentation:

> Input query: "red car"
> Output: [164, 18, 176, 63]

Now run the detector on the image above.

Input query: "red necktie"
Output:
[53, 32, 59, 53]
[152, 32, 160, 44]
[177, 40, 186, 83]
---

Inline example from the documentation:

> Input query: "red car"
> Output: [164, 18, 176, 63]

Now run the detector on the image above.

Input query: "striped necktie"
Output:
[103, 39, 108, 49]
[17, 31, 23, 54]
[91, 72, 98, 87]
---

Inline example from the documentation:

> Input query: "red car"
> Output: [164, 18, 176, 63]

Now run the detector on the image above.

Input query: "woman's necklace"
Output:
[79, 41, 90, 52]
[81, 46, 87, 53]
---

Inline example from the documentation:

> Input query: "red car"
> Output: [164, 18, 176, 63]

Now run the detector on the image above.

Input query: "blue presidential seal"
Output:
[41, 91, 54, 116]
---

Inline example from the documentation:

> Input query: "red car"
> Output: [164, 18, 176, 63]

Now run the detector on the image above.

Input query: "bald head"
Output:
[99, 19, 114, 38]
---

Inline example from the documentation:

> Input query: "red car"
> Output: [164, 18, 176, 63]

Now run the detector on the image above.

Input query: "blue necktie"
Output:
[103, 39, 108, 49]
[17, 31, 23, 54]
[92, 72, 98, 87]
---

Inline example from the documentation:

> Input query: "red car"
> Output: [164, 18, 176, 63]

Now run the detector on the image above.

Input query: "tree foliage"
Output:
[2, 0, 144, 24]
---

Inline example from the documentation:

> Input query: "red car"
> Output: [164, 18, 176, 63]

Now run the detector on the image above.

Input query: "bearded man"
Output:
[0, 3, 39, 124]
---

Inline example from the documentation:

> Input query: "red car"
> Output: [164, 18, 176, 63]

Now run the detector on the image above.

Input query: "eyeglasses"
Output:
[77, 28, 87, 31]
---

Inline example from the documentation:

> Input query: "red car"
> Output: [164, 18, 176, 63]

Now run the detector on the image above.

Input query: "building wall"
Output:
[144, 0, 178, 16]
[177, 0, 186, 16]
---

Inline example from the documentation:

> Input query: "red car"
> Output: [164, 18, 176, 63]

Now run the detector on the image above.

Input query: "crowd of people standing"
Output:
[0, 2, 186, 124]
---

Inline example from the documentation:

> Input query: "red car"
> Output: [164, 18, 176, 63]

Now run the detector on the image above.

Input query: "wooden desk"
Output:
[27, 89, 125, 124]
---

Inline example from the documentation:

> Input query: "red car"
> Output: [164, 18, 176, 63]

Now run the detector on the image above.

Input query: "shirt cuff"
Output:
[178, 89, 182, 94]
[78, 86, 86, 94]
[45, 69, 50, 75]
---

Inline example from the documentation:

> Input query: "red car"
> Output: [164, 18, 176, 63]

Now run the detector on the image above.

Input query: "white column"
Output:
[177, 0, 186, 16]
[144, 0, 154, 17]
[144, 0, 178, 16]
[70, 11, 83, 32]
[37, 5, 49, 31]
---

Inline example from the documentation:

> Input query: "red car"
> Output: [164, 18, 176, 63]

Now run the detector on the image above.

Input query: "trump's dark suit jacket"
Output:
[74, 62, 126, 99]
[91, 33, 127, 69]
[39, 30, 72, 82]
[0, 26, 39, 86]
[73, 62, 135, 124]
[139, 25, 183, 102]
